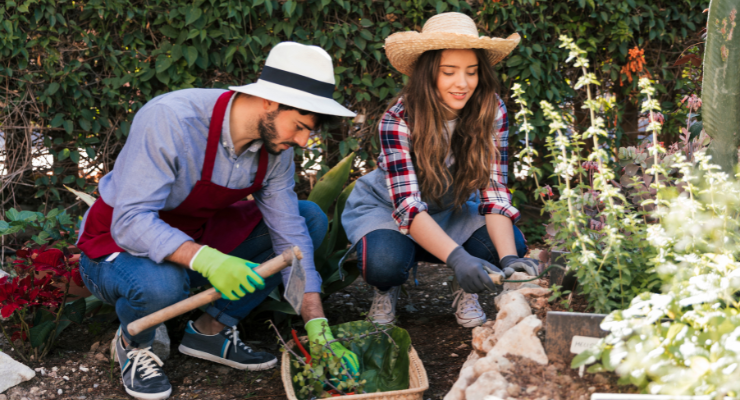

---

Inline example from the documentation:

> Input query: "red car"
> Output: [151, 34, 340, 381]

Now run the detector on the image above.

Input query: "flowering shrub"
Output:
[1, 207, 86, 362]
[513, 37, 709, 313]
[0, 245, 86, 362]
[572, 154, 740, 397]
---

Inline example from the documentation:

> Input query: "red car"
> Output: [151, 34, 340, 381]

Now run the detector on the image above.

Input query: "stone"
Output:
[482, 397, 505, 400]
[89, 342, 100, 353]
[506, 383, 521, 396]
[472, 321, 496, 353]
[465, 370, 509, 400]
[516, 287, 552, 298]
[492, 292, 531, 339]
[443, 366, 476, 400]
[473, 354, 511, 379]
[489, 315, 548, 365]
[151, 324, 170, 361]
[0, 394, 6, 400]
[503, 272, 543, 291]
[0, 352, 35, 394]
[462, 350, 481, 370]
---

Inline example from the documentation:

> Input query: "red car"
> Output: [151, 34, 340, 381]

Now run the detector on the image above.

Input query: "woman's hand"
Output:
[446, 246, 503, 293]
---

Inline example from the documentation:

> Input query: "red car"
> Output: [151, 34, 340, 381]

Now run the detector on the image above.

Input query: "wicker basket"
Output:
[282, 337, 429, 400]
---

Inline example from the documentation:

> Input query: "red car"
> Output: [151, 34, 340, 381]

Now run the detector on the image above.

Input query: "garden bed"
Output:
[1, 254, 640, 400]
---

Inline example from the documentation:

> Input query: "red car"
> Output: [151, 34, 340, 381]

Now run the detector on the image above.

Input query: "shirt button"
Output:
[235, 164, 240, 168]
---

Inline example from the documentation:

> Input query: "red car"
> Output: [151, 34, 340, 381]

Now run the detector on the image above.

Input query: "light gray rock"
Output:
[151, 324, 170, 361]
[0, 352, 35, 394]
[489, 315, 548, 365]
[465, 370, 509, 400]
[473, 291, 531, 354]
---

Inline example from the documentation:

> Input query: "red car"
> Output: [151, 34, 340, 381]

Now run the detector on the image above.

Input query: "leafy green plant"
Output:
[272, 320, 410, 399]
[571, 153, 740, 397]
[254, 153, 359, 317]
[0, 207, 77, 249]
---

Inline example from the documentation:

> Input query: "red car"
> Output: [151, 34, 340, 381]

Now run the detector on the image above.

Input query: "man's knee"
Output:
[357, 230, 415, 290]
[299, 200, 328, 246]
[126, 264, 189, 312]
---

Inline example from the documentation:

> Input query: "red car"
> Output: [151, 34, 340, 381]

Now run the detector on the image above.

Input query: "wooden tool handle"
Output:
[127, 246, 301, 336]
[489, 273, 504, 285]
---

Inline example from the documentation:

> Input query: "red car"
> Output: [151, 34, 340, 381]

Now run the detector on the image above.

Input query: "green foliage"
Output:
[0, 0, 709, 211]
[288, 321, 410, 399]
[255, 153, 358, 316]
[0, 207, 77, 248]
[573, 155, 740, 396]
[702, 0, 740, 174]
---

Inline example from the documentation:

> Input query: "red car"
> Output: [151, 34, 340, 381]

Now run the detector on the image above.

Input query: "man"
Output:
[76, 42, 359, 400]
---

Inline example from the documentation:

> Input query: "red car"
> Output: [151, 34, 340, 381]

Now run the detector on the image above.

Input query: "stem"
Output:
[0, 318, 29, 363]
[267, 321, 346, 396]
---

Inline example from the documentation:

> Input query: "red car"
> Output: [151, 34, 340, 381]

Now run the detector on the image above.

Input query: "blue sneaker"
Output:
[112, 331, 172, 400]
[178, 321, 277, 371]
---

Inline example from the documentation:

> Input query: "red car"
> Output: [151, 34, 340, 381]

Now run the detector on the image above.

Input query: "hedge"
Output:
[0, 0, 708, 212]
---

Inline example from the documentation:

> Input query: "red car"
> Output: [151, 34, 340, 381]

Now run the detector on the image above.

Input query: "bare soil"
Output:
[2, 258, 637, 400]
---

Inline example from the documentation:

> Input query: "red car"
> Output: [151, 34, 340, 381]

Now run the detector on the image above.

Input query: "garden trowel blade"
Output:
[283, 253, 305, 315]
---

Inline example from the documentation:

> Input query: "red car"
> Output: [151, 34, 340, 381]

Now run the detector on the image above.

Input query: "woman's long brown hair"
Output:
[388, 48, 501, 208]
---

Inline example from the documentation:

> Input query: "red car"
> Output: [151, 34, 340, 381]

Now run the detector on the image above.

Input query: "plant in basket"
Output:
[0, 244, 87, 362]
[271, 320, 413, 399]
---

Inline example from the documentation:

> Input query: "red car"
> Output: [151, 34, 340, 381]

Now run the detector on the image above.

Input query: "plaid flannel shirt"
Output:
[377, 95, 520, 235]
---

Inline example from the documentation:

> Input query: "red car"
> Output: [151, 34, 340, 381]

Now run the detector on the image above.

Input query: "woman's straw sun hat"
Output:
[384, 12, 521, 76]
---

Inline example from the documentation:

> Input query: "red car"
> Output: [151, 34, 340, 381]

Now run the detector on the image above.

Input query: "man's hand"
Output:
[500, 255, 540, 277]
[190, 246, 265, 300]
[446, 246, 503, 293]
[305, 318, 360, 378]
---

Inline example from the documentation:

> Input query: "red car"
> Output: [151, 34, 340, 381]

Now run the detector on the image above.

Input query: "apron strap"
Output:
[253, 144, 269, 187]
[202, 90, 236, 182]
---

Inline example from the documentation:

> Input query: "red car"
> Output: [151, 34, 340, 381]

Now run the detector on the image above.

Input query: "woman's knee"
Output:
[356, 230, 416, 289]
[299, 200, 329, 247]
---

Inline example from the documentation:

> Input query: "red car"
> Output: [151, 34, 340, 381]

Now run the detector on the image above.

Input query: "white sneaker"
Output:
[452, 289, 487, 328]
[367, 286, 401, 325]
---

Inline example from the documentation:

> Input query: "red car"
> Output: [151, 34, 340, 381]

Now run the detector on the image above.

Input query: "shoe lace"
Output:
[225, 326, 253, 354]
[452, 289, 482, 315]
[126, 347, 164, 388]
[369, 288, 395, 317]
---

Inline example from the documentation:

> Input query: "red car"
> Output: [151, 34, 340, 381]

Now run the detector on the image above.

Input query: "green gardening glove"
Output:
[305, 318, 360, 379]
[190, 246, 265, 301]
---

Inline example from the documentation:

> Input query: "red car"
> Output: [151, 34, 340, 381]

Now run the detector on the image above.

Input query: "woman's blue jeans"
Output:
[79, 200, 327, 348]
[356, 225, 528, 291]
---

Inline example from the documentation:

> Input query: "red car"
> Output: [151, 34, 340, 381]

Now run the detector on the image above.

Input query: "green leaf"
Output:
[70, 150, 80, 164]
[63, 298, 87, 323]
[307, 152, 355, 215]
[51, 113, 64, 127]
[63, 120, 73, 134]
[58, 148, 70, 161]
[156, 55, 172, 73]
[185, 46, 198, 67]
[171, 45, 183, 61]
[360, 18, 373, 27]
[507, 55, 523, 67]
[436, 1, 448, 13]
[185, 7, 203, 25]
[47, 82, 60, 95]
[86, 147, 96, 159]
[159, 25, 179, 39]
[5, 208, 20, 221]
[79, 118, 91, 132]
[30, 320, 55, 348]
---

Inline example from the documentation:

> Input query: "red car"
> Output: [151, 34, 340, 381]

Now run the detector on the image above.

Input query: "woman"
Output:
[341, 13, 539, 328]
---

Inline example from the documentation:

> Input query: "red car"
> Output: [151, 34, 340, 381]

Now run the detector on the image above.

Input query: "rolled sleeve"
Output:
[479, 95, 520, 223]
[108, 104, 194, 263]
[379, 100, 429, 234]
[253, 152, 322, 293]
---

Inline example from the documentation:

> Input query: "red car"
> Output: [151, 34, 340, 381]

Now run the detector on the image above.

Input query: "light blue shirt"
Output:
[78, 88, 321, 292]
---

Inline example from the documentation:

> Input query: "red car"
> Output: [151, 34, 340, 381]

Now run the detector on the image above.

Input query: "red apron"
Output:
[78, 91, 268, 259]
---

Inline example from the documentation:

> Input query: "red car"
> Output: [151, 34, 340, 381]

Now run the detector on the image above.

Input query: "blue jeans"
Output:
[79, 200, 327, 347]
[356, 225, 528, 291]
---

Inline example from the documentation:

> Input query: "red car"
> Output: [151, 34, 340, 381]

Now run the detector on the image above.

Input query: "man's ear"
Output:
[262, 98, 279, 112]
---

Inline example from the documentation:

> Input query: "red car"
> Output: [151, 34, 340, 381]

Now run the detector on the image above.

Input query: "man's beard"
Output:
[258, 110, 287, 155]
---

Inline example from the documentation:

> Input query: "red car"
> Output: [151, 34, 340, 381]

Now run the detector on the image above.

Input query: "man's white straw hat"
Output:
[230, 42, 355, 117]
[385, 12, 521, 76]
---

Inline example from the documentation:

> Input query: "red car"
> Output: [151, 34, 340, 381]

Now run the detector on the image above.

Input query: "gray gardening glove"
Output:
[500, 255, 540, 277]
[446, 246, 504, 293]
